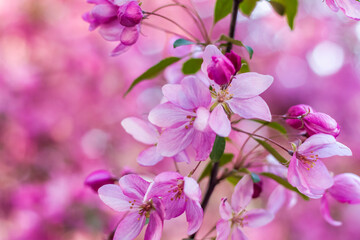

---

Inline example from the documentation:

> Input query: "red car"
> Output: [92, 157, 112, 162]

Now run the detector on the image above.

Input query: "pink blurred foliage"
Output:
[0, 0, 360, 239]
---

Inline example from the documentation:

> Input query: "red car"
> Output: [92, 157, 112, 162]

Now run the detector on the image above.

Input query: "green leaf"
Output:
[145, 217, 150, 225]
[251, 119, 287, 135]
[269, 0, 298, 30]
[239, 0, 258, 16]
[182, 58, 203, 75]
[269, 1, 285, 15]
[251, 172, 261, 183]
[239, 59, 250, 73]
[124, 57, 181, 96]
[198, 153, 234, 182]
[254, 139, 288, 164]
[226, 175, 242, 185]
[260, 172, 309, 200]
[210, 136, 226, 162]
[173, 38, 195, 48]
[219, 35, 253, 59]
[214, 0, 233, 24]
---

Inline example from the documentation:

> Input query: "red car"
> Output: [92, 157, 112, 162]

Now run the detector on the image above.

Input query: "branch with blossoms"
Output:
[82, 0, 360, 239]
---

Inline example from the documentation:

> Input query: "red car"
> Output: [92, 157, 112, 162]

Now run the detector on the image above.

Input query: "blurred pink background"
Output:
[1, 0, 360, 239]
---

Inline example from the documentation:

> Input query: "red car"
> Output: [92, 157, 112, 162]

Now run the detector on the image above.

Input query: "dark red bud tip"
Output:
[207, 55, 235, 86]
[119, 1, 143, 27]
[252, 181, 263, 198]
[85, 170, 116, 192]
[225, 50, 242, 73]
[285, 104, 314, 130]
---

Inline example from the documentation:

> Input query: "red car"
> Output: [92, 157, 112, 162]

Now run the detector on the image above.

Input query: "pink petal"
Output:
[144, 211, 164, 240]
[182, 76, 212, 108]
[162, 194, 186, 219]
[148, 102, 192, 128]
[219, 198, 233, 220]
[91, 4, 118, 23]
[121, 117, 159, 145]
[112, 0, 133, 6]
[164, 64, 185, 84]
[191, 131, 216, 161]
[266, 185, 286, 214]
[201, 45, 224, 75]
[320, 195, 342, 226]
[173, 151, 190, 163]
[194, 107, 210, 132]
[119, 174, 150, 200]
[232, 226, 248, 240]
[336, 0, 360, 20]
[186, 200, 204, 235]
[120, 25, 140, 45]
[326, 0, 340, 11]
[245, 209, 274, 228]
[99, 20, 124, 41]
[228, 96, 272, 122]
[111, 43, 129, 56]
[162, 83, 193, 109]
[216, 219, 232, 240]
[137, 146, 164, 166]
[184, 177, 202, 202]
[98, 184, 136, 211]
[229, 73, 273, 99]
[157, 124, 196, 157]
[298, 134, 352, 158]
[209, 104, 231, 137]
[113, 212, 146, 240]
[328, 173, 360, 204]
[231, 175, 254, 212]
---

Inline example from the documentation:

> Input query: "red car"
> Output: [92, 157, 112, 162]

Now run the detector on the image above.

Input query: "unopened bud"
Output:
[252, 181, 263, 198]
[207, 55, 235, 85]
[328, 173, 360, 204]
[225, 50, 242, 73]
[85, 170, 116, 192]
[285, 104, 314, 130]
[303, 112, 340, 138]
[118, 1, 143, 27]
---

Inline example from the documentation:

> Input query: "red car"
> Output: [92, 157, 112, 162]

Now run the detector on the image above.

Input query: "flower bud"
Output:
[118, 1, 143, 28]
[328, 173, 360, 204]
[285, 104, 314, 130]
[225, 50, 242, 73]
[85, 170, 116, 192]
[303, 112, 340, 138]
[207, 55, 235, 85]
[252, 181, 263, 198]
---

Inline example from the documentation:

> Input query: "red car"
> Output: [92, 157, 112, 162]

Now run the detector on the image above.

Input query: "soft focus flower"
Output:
[325, 0, 360, 20]
[98, 174, 164, 240]
[321, 173, 360, 226]
[267, 185, 298, 215]
[148, 76, 216, 161]
[149, 172, 203, 234]
[121, 117, 189, 166]
[286, 104, 340, 137]
[83, 0, 143, 55]
[84, 169, 116, 192]
[216, 175, 274, 240]
[288, 134, 352, 199]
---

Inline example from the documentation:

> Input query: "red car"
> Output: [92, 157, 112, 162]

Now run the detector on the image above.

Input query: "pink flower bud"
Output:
[85, 170, 116, 192]
[225, 50, 242, 73]
[328, 173, 360, 204]
[118, 1, 143, 28]
[252, 181, 263, 199]
[285, 104, 314, 130]
[303, 112, 340, 138]
[207, 55, 235, 85]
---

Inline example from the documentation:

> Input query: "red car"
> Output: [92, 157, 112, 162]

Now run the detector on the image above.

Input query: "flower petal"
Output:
[113, 212, 145, 240]
[219, 198, 233, 220]
[119, 174, 150, 200]
[148, 102, 191, 128]
[209, 104, 231, 137]
[328, 173, 360, 204]
[228, 96, 271, 122]
[111, 43, 129, 56]
[216, 219, 232, 240]
[336, 0, 360, 20]
[266, 185, 286, 215]
[229, 73, 273, 99]
[137, 146, 164, 166]
[326, 0, 339, 11]
[120, 25, 140, 45]
[144, 211, 164, 240]
[157, 124, 195, 157]
[121, 117, 159, 145]
[186, 200, 204, 235]
[320, 195, 342, 226]
[231, 175, 254, 212]
[201, 45, 224, 74]
[245, 209, 274, 228]
[162, 83, 192, 109]
[173, 151, 190, 163]
[232, 226, 248, 240]
[99, 20, 124, 41]
[191, 131, 216, 161]
[194, 107, 210, 132]
[184, 177, 202, 202]
[98, 184, 135, 211]
[182, 76, 212, 108]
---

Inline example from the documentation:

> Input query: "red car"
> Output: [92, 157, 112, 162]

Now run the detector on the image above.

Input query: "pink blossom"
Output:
[98, 174, 164, 240]
[148, 172, 203, 234]
[321, 173, 360, 226]
[286, 104, 340, 138]
[287, 134, 352, 199]
[83, 0, 143, 55]
[148, 76, 216, 161]
[325, 0, 360, 20]
[267, 185, 298, 215]
[202, 45, 273, 137]
[216, 175, 274, 240]
[84, 169, 116, 192]
[121, 117, 189, 166]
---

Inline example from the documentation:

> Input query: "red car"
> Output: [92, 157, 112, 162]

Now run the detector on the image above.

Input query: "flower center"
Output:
[216, 88, 233, 103]
[138, 200, 155, 219]
[184, 110, 196, 130]
[168, 179, 185, 201]
[232, 209, 247, 227]
[296, 151, 319, 170]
